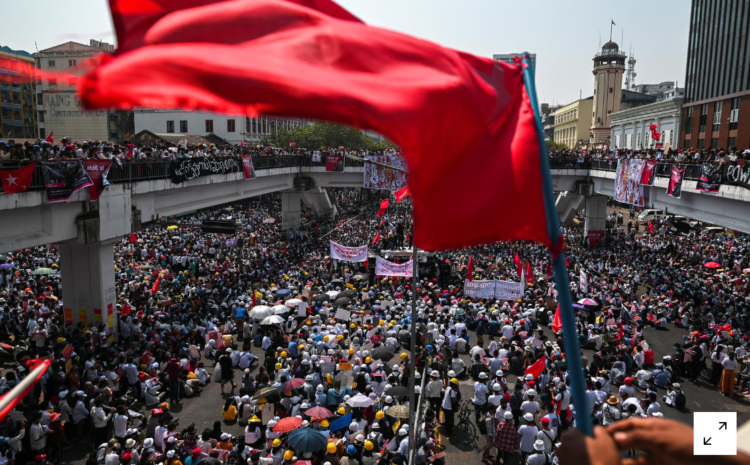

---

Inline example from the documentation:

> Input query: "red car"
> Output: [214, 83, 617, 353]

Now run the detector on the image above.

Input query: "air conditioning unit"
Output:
[293, 176, 314, 191]
[577, 182, 594, 196]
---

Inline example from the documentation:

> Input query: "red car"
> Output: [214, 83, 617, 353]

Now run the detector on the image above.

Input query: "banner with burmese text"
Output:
[375, 257, 413, 277]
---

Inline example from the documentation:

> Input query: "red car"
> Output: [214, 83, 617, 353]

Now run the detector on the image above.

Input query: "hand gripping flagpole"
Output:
[519, 53, 593, 436]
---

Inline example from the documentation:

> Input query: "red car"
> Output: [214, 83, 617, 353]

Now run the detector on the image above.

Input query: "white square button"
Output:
[693, 412, 737, 455]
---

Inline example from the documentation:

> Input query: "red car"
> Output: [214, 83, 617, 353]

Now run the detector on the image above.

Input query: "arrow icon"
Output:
[719, 422, 727, 430]
[704, 438, 712, 446]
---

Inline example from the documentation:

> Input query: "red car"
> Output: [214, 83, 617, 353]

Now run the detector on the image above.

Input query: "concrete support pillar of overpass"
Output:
[59, 241, 118, 340]
[584, 195, 608, 246]
[281, 192, 302, 230]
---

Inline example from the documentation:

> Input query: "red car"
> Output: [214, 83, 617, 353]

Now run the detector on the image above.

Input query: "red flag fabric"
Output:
[75, 0, 552, 253]
[1, 162, 36, 194]
[376, 199, 389, 217]
[514, 253, 522, 278]
[45, 132, 54, 144]
[467, 256, 474, 282]
[525, 356, 545, 379]
[122, 301, 132, 316]
[649, 123, 658, 132]
[648, 220, 655, 235]
[126, 143, 134, 159]
[0, 359, 51, 422]
[526, 262, 533, 281]
[379, 218, 386, 226]
[129, 232, 137, 243]
[372, 231, 381, 245]
[394, 185, 410, 203]
[615, 321, 624, 341]
[551, 305, 562, 332]
[151, 275, 161, 294]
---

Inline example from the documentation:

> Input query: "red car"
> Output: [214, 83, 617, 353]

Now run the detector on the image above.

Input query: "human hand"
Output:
[557, 426, 621, 465]
[608, 417, 713, 465]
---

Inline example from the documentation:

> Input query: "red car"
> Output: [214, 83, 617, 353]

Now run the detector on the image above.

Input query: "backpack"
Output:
[674, 391, 686, 410]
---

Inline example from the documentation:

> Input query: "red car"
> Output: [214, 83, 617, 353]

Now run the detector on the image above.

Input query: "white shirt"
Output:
[474, 382, 489, 405]
[722, 358, 737, 370]
[518, 425, 539, 453]
[536, 429, 554, 454]
[442, 386, 456, 411]
[114, 414, 129, 438]
[30, 423, 46, 450]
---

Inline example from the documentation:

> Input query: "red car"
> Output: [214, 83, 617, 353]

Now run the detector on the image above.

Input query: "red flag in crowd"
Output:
[376, 199, 389, 217]
[551, 305, 563, 332]
[45, 132, 54, 144]
[546, 263, 553, 279]
[1, 162, 36, 194]
[372, 231, 381, 245]
[252, 289, 257, 307]
[151, 274, 161, 294]
[514, 252, 522, 278]
[525, 356, 546, 379]
[526, 262, 533, 281]
[379, 218, 386, 226]
[126, 143, 134, 159]
[129, 232, 137, 243]
[73, 0, 554, 253]
[122, 301, 132, 316]
[615, 321, 624, 341]
[467, 256, 474, 282]
[648, 220, 655, 235]
[394, 185, 410, 203]
[0, 359, 51, 422]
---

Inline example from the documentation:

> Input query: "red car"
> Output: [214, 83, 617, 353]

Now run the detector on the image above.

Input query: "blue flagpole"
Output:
[519, 53, 593, 436]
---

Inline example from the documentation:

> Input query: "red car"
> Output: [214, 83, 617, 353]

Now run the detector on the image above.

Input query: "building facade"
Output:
[553, 97, 593, 149]
[634, 82, 685, 101]
[0, 46, 36, 139]
[134, 109, 305, 145]
[610, 98, 682, 151]
[590, 41, 626, 145]
[681, 0, 750, 150]
[493, 53, 536, 78]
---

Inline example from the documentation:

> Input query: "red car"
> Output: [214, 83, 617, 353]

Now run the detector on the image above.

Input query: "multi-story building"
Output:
[590, 41, 626, 145]
[634, 82, 685, 101]
[493, 53, 536, 79]
[610, 98, 683, 151]
[35, 40, 131, 142]
[0, 45, 37, 139]
[541, 103, 561, 141]
[681, 1, 750, 150]
[553, 97, 593, 149]
[134, 109, 306, 145]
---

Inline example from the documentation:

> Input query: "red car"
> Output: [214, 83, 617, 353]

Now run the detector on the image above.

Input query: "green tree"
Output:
[266, 122, 395, 150]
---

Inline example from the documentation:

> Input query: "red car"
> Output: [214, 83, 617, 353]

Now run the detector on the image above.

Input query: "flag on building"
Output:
[1, 162, 36, 194]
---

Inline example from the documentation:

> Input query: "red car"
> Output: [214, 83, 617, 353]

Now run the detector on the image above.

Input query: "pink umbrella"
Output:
[304, 407, 333, 418]
[704, 262, 721, 269]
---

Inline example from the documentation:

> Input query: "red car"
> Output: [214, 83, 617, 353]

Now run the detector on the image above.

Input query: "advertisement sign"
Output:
[329, 241, 368, 262]
[374, 257, 413, 277]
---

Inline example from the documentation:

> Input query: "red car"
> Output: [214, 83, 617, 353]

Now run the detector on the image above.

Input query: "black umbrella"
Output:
[333, 296, 352, 307]
[371, 347, 395, 361]
[386, 385, 409, 397]
[330, 279, 345, 287]
[312, 294, 330, 302]
[340, 289, 358, 298]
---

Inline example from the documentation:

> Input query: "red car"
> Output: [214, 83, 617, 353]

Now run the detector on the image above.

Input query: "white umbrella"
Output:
[326, 290, 340, 298]
[285, 298, 302, 307]
[346, 393, 374, 408]
[260, 315, 285, 325]
[248, 305, 274, 320]
[273, 304, 291, 315]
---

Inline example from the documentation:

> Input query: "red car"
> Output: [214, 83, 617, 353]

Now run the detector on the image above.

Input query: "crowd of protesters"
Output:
[0, 185, 749, 465]
[549, 146, 750, 167]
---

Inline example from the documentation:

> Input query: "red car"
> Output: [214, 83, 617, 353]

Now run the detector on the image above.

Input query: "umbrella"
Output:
[135, 265, 154, 270]
[273, 304, 291, 315]
[0, 254, 7, 262]
[248, 306, 274, 320]
[0, 264, 14, 270]
[285, 298, 302, 307]
[276, 289, 292, 297]
[251, 386, 279, 401]
[287, 428, 327, 452]
[572, 303, 588, 310]
[171, 236, 181, 240]
[386, 385, 409, 397]
[260, 315, 285, 325]
[704, 262, 721, 269]
[386, 405, 410, 419]
[340, 289, 358, 298]
[32, 268, 55, 275]
[273, 417, 303, 433]
[326, 290, 340, 298]
[743, 268, 750, 274]
[333, 296, 351, 307]
[330, 279, 345, 287]
[577, 298, 599, 306]
[282, 378, 306, 393]
[346, 393, 374, 408]
[370, 347, 395, 362]
[166, 225, 178, 230]
[304, 407, 333, 418]
[351, 274, 366, 281]
[312, 294, 330, 302]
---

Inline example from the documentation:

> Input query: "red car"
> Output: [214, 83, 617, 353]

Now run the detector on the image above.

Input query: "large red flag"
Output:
[526, 262, 533, 281]
[525, 356, 546, 379]
[467, 256, 474, 282]
[372, 231, 381, 245]
[615, 321, 624, 342]
[394, 185, 410, 202]
[151, 274, 161, 294]
[122, 301, 132, 316]
[648, 220, 655, 235]
[376, 199, 389, 217]
[1, 162, 36, 194]
[551, 305, 563, 332]
[74, 0, 553, 253]
[514, 253, 522, 278]
[45, 132, 54, 144]
[129, 232, 137, 243]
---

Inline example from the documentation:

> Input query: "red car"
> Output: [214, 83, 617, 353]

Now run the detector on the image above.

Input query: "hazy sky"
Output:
[2, 0, 690, 106]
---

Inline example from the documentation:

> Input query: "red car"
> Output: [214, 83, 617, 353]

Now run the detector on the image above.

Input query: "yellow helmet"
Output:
[258, 398, 267, 404]
[275, 363, 282, 370]
[348, 348, 355, 355]
[284, 451, 294, 461]
[320, 419, 330, 428]
[450, 378, 459, 384]
[250, 415, 262, 423]
[379, 320, 386, 326]
[376, 411, 384, 420]
[400, 353, 407, 360]
[365, 357, 372, 364]
[350, 323, 356, 329]
[306, 320, 312, 326]
[327, 443, 337, 454]
[324, 335, 330, 342]
[273, 439, 282, 447]
[56, 337, 66, 344]
[280, 351, 287, 358]
[338, 407, 346, 414]
[337, 335, 344, 341]
[299, 344, 305, 350]
[365, 441, 374, 451]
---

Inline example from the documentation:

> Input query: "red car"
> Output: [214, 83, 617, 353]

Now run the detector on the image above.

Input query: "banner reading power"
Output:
[170, 157, 242, 184]
[640, 160, 657, 186]
[326, 155, 344, 172]
[614, 159, 645, 206]
[42, 161, 94, 203]
[667, 166, 685, 198]
[329, 241, 368, 262]
[696, 163, 721, 193]
[374, 257, 413, 277]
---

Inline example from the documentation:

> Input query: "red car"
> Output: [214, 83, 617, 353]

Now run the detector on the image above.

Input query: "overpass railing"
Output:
[0, 155, 365, 194]
[549, 158, 727, 183]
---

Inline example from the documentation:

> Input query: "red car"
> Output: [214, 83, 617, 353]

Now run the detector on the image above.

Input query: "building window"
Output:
[699, 104, 708, 133]
[729, 97, 739, 131]
[68, 59, 76, 67]
[47, 60, 55, 67]
[609, 87, 613, 93]
[39, 128, 46, 139]
[728, 137, 737, 149]
[227, 119, 236, 133]
[166, 121, 175, 133]
[685, 107, 693, 135]
[711, 137, 719, 149]
[713, 109, 721, 132]
[636, 133, 641, 149]
[697, 138, 705, 149]
[205, 119, 214, 132]
[180, 120, 188, 133]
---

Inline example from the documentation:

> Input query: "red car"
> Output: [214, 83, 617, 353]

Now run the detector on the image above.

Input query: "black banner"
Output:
[696, 163, 722, 193]
[667, 166, 685, 199]
[169, 157, 243, 184]
[41, 161, 94, 203]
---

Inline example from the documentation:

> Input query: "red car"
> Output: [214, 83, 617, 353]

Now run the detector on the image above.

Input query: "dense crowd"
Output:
[549, 146, 750, 166]
[0, 187, 749, 465]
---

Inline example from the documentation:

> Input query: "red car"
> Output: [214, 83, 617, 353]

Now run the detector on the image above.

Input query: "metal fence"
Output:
[549, 158, 732, 183]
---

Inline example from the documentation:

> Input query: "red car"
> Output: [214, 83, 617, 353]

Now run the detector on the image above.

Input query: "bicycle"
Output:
[453, 400, 478, 447]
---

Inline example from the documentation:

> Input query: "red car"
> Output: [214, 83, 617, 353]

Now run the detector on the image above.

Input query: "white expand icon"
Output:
[693, 412, 737, 455]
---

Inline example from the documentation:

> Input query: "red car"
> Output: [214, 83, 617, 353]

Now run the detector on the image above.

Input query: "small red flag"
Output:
[648, 220, 655, 235]
[126, 143, 134, 159]
[45, 132, 54, 144]
[467, 256, 474, 282]
[252, 289, 257, 307]
[394, 185, 410, 202]
[514, 252, 522, 279]
[151, 274, 161, 294]
[122, 301, 132, 316]
[379, 218, 386, 226]
[372, 231, 381, 245]
[525, 356, 546, 379]
[129, 232, 137, 243]
[363, 260, 368, 270]
[1, 162, 36, 194]
[551, 305, 563, 332]
[526, 262, 533, 281]
[376, 199, 389, 217]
